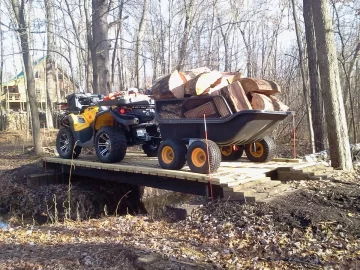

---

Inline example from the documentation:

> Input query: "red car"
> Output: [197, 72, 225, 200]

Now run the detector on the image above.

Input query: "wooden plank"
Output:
[44, 157, 209, 183]
[225, 174, 267, 187]
[43, 156, 318, 189]
[272, 158, 302, 163]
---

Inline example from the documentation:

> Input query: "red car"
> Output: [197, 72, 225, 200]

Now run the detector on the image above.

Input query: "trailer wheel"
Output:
[245, 136, 276, 162]
[187, 140, 221, 174]
[158, 140, 187, 170]
[56, 127, 81, 159]
[95, 126, 127, 163]
[221, 145, 244, 161]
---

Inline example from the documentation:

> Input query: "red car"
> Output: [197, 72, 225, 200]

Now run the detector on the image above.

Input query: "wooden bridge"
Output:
[39, 152, 333, 202]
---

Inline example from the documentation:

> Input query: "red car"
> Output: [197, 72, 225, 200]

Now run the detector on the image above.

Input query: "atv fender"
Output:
[93, 110, 139, 132]
[110, 110, 139, 131]
[60, 114, 93, 145]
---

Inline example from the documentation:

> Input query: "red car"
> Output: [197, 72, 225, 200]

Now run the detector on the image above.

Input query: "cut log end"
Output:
[240, 78, 281, 95]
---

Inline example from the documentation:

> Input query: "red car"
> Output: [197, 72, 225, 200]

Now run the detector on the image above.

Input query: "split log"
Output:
[240, 78, 281, 95]
[180, 67, 211, 81]
[184, 70, 222, 96]
[269, 96, 289, 111]
[207, 77, 229, 95]
[211, 81, 252, 112]
[221, 72, 242, 84]
[251, 93, 275, 110]
[151, 70, 185, 100]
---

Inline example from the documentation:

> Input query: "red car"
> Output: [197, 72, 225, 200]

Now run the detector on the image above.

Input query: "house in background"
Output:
[0, 56, 78, 111]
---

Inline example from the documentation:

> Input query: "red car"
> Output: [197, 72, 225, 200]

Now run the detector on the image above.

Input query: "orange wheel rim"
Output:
[191, 148, 206, 167]
[249, 142, 264, 158]
[161, 146, 174, 164]
[221, 146, 233, 156]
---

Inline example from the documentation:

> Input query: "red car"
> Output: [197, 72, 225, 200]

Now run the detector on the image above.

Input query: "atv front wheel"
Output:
[56, 127, 81, 159]
[95, 127, 127, 163]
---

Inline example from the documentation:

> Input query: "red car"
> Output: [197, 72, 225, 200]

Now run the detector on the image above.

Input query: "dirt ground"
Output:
[0, 134, 359, 269]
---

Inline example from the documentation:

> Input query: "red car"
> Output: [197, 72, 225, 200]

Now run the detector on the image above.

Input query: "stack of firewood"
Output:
[151, 67, 289, 117]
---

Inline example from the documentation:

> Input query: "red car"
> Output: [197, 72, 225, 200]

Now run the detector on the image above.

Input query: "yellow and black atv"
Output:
[56, 93, 161, 163]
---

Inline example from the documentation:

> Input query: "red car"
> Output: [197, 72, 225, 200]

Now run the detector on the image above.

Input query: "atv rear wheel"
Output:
[95, 127, 127, 163]
[142, 143, 159, 157]
[56, 127, 81, 159]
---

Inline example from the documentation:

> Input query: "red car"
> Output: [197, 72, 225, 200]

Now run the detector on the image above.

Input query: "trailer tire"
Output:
[56, 127, 81, 159]
[187, 140, 221, 174]
[221, 145, 244, 161]
[245, 136, 276, 163]
[158, 140, 187, 170]
[95, 126, 127, 163]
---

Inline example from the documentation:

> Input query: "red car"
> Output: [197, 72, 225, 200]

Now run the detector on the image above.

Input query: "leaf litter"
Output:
[0, 141, 359, 269]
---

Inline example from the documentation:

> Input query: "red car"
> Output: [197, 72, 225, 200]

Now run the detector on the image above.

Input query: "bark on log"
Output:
[240, 78, 281, 95]
[151, 70, 185, 100]
[183, 101, 217, 118]
[269, 96, 289, 111]
[211, 81, 252, 112]
[221, 72, 242, 84]
[251, 93, 275, 110]
[184, 70, 222, 96]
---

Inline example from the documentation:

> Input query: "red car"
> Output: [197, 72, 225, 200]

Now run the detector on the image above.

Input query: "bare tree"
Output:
[135, 0, 149, 89]
[310, 0, 352, 171]
[45, 0, 55, 128]
[176, 0, 194, 70]
[11, 0, 43, 154]
[0, 11, 3, 95]
[303, 0, 326, 152]
[291, 0, 315, 153]
[92, 0, 110, 94]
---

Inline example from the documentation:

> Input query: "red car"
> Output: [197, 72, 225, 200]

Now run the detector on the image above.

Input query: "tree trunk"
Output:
[45, 0, 54, 128]
[311, 0, 353, 171]
[84, 0, 93, 92]
[111, 0, 124, 90]
[291, 0, 315, 154]
[167, 0, 173, 73]
[176, 0, 193, 70]
[11, 0, 42, 154]
[207, 0, 217, 68]
[135, 0, 149, 89]
[0, 12, 3, 96]
[303, 0, 326, 152]
[92, 0, 110, 94]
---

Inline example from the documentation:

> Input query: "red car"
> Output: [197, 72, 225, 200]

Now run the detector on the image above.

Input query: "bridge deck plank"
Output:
[43, 153, 312, 188]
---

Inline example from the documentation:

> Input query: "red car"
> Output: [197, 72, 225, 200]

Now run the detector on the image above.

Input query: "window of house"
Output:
[7, 87, 18, 93]
[35, 70, 40, 78]
[58, 74, 63, 80]
[36, 88, 41, 95]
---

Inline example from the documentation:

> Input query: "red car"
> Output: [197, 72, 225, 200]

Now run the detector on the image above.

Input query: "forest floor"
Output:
[0, 132, 359, 269]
